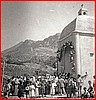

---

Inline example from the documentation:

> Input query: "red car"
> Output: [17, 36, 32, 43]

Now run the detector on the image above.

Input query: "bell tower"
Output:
[78, 4, 88, 15]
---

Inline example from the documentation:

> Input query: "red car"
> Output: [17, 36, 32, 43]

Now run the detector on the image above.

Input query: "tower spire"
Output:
[78, 4, 88, 16]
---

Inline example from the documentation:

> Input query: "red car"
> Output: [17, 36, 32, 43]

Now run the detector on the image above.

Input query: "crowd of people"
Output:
[3, 73, 95, 98]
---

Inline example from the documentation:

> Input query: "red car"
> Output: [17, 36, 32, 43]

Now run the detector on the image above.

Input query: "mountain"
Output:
[2, 33, 60, 79]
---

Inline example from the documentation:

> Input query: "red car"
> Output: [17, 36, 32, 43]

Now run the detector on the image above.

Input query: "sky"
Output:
[2, 1, 94, 51]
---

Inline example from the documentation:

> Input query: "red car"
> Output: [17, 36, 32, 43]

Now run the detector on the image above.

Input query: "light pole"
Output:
[2, 59, 6, 93]
[56, 59, 58, 77]
[2, 61, 5, 86]
[2, 57, 7, 92]
[56, 50, 60, 77]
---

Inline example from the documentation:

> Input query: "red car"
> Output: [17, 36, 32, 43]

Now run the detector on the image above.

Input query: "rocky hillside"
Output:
[2, 33, 60, 78]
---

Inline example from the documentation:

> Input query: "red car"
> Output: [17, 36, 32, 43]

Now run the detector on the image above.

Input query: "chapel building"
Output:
[57, 5, 94, 87]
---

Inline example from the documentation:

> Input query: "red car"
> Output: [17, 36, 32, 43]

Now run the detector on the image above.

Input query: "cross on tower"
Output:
[81, 4, 83, 8]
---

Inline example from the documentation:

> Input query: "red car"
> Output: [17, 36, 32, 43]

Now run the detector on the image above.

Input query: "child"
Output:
[71, 83, 77, 97]
[81, 87, 89, 98]
[87, 81, 94, 98]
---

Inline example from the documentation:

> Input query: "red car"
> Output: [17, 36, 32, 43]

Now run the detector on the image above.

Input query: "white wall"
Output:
[79, 34, 94, 87]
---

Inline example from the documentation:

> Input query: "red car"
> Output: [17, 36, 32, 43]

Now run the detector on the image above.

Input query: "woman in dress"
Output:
[14, 78, 19, 96]
[18, 81, 24, 98]
[25, 84, 30, 98]
[29, 82, 35, 97]
[50, 80, 57, 95]
[35, 80, 39, 97]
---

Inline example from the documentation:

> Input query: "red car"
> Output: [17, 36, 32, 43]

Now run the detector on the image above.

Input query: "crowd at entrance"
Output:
[3, 73, 95, 98]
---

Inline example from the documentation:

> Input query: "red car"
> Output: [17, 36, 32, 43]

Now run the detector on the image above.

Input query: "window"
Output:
[90, 53, 94, 57]
[83, 12, 86, 15]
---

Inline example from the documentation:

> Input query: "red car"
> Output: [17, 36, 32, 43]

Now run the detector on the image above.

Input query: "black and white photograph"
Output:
[1, 1, 95, 98]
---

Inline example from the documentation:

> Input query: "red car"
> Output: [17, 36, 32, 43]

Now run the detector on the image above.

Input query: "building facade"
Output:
[57, 6, 94, 87]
